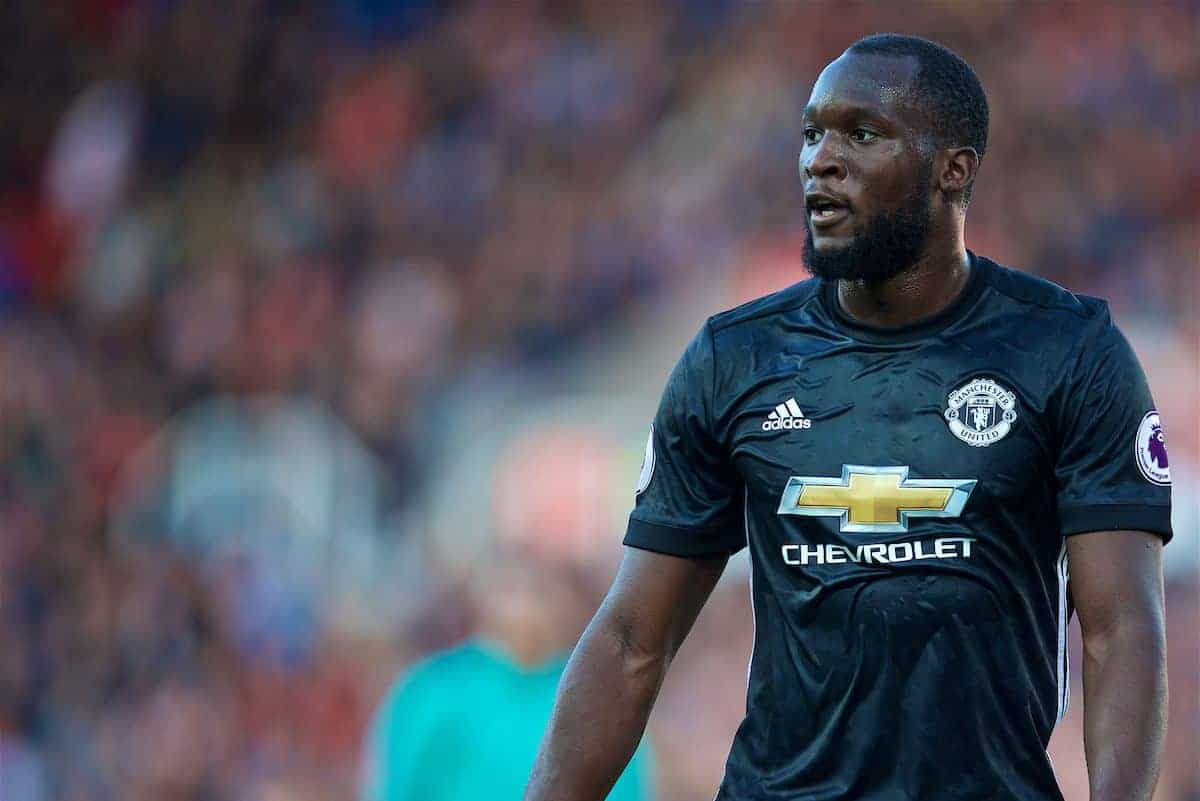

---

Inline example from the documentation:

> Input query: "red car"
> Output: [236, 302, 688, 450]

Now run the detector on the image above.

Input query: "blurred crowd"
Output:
[0, 2, 1196, 800]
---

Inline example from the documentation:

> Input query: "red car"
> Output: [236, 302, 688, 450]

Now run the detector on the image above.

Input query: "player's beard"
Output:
[803, 165, 934, 284]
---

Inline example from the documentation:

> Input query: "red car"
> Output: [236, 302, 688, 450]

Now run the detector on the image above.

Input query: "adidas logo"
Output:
[762, 398, 812, 431]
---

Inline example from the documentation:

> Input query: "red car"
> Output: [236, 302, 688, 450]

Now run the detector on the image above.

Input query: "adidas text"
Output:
[762, 398, 812, 431]
[763, 417, 812, 431]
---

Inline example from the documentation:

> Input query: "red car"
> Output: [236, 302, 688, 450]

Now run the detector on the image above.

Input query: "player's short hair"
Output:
[847, 34, 989, 203]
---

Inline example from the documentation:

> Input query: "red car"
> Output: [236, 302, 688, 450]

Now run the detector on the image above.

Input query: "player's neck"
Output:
[836, 243, 971, 329]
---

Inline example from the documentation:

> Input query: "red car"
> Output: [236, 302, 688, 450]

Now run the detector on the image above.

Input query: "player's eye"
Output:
[851, 128, 879, 143]
[802, 127, 821, 145]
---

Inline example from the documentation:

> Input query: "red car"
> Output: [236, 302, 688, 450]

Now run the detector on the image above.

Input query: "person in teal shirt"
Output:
[362, 552, 652, 801]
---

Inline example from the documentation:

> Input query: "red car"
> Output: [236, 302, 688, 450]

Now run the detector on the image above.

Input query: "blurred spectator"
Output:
[112, 393, 392, 636]
[360, 544, 652, 801]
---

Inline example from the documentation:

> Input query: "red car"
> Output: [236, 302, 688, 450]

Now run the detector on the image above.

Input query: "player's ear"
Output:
[938, 146, 980, 200]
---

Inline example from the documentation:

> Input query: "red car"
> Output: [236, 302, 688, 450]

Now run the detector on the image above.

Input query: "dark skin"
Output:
[1068, 531, 1167, 801]
[524, 550, 726, 800]
[801, 52, 976, 326]
[525, 51, 1167, 801]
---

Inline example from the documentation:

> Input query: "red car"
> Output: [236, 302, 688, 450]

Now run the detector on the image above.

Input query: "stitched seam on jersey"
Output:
[988, 288, 1094, 317]
[1060, 506, 1172, 538]
[627, 514, 738, 534]
[1059, 502, 1171, 509]
[1051, 310, 1109, 453]
[707, 287, 823, 334]
[982, 262, 1098, 318]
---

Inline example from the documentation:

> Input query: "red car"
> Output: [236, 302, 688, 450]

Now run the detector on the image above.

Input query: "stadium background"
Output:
[0, 1, 1196, 799]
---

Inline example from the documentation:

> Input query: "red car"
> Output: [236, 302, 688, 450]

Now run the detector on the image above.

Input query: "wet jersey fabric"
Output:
[624, 253, 1172, 801]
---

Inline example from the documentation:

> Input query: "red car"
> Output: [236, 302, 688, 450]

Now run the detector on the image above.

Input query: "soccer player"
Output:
[524, 34, 1171, 801]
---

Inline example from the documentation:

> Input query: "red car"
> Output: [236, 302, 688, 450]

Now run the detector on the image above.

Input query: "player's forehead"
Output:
[803, 51, 923, 126]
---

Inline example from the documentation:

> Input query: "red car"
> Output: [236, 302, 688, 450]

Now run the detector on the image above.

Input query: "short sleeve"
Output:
[1054, 310, 1172, 542]
[624, 323, 745, 557]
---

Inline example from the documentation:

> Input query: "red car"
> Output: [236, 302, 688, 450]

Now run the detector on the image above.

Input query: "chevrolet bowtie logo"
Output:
[777, 465, 976, 533]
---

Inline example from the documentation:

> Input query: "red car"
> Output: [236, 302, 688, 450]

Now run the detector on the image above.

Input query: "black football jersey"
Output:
[625, 253, 1172, 801]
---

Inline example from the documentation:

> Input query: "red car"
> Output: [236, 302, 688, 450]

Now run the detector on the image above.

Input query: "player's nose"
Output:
[800, 136, 847, 182]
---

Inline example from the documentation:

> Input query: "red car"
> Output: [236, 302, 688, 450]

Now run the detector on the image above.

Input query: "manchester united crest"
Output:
[944, 377, 1018, 447]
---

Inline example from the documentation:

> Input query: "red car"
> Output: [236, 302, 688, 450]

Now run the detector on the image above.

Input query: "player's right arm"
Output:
[527, 323, 743, 801]
[524, 546, 727, 801]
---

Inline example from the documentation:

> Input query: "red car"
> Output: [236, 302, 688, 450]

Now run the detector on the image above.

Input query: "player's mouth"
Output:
[806, 193, 851, 229]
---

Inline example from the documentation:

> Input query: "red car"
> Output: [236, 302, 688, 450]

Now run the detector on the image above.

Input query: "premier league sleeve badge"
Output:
[1134, 411, 1171, 485]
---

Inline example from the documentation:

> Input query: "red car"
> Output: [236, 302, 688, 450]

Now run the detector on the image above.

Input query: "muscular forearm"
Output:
[1080, 620, 1167, 801]
[524, 613, 667, 801]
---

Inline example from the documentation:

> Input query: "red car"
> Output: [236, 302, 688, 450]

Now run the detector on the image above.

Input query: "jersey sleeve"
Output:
[1054, 309, 1172, 542]
[624, 322, 745, 557]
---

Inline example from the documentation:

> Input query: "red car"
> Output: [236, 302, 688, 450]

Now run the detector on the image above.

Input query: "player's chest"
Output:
[721, 348, 1055, 500]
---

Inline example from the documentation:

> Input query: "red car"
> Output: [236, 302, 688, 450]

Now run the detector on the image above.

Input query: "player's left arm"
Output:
[1052, 308, 1173, 801]
[1067, 529, 1167, 801]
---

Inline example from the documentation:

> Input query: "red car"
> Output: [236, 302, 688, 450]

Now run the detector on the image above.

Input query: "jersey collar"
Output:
[820, 250, 991, 344]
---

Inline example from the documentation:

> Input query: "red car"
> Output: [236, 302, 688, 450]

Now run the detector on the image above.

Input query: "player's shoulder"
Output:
[707, 277, 823, 335]
[978, 254, 1112, 329]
